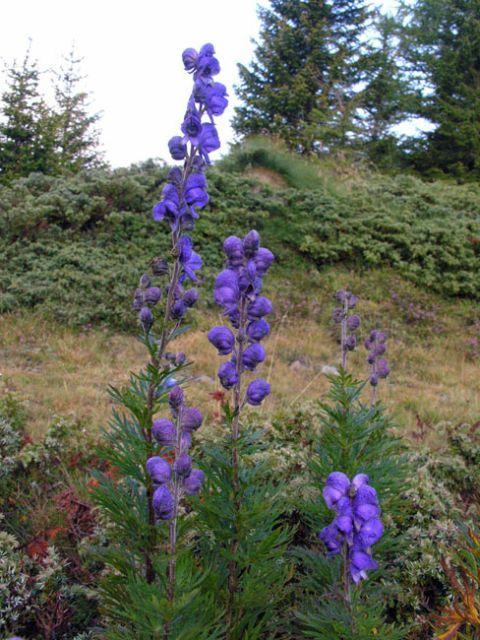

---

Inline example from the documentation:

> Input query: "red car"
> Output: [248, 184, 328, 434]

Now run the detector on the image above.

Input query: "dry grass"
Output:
[1, 297, 478, 441]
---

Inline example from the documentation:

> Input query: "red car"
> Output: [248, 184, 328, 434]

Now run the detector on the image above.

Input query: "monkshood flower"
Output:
[319, 472, 383, 584]
[365, 329, 390, 404]
[208, 230, 274, 408]
[147, 386, 205, 522]
[333, 289, 360, 369]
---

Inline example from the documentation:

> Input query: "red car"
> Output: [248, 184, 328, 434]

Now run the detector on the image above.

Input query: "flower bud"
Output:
[181, 407, 203, 432]
[169, 386, 184, 410]
[208, 326, 235, 355]
[243, 230, 260, 257]
[218, 361, 238, 389]
[246, 379, 270, 405]
[183, 288, 199, 308]
[184, 468, 205, 495]
[144, 287, 162, 305]
[151, 257, 169, 276]
[174, 453, 192, 477]
[139, 307, 153, 332]
[153, 485, 174, 520]
[168, 136, 187, 161]
[139, 273, 151, 288]
[146, 456, 172, 484]
[152, 419, 176, 446]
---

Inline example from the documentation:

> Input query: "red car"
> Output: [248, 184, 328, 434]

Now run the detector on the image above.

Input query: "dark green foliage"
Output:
[52, 49, 102, 174]
[296, 372, 409, 638]
[194, 425, 293, 639]
[1, 162, 479, 329]
[401, 0, 480, 177]
[91, 355, 219, 639]
[233, 0, 372, 153]
[0, 50, 56, 183]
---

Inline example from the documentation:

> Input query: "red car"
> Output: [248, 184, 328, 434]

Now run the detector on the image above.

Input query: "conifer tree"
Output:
[401, 0, 480, 177]
[0, 49, 55, 183]
[356, 13, 411, 167]
[233, 0, 372, 154]
[53, 49, 102, 173]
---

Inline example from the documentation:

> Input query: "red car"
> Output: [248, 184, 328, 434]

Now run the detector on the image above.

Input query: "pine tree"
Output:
[401, 0, 480, 177]
[355, 13, 412, 167]
[53, 49, 102, 173]
[0, 49, 56, 183]
[233, 0, 372, 154]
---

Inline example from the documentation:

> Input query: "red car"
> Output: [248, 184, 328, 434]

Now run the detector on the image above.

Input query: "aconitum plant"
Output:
[365, 329, 390, 404]
[333, 289, 360, 368]
[319, 472, 383, 585]
[92, 42, 227, 639]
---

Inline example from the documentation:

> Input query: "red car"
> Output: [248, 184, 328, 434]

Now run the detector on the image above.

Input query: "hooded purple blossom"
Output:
[153, 484, 174, 520]
[147, 456, 172, 484]
[152, 418, 176, 446]
[246, 379, 270, 406]
[184, 468, 205, 495]
[181, 407, 203, 432]
[208, 326, 235, 355]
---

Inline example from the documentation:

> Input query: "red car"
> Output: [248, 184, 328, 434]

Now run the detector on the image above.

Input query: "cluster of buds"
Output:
[147, 386, 205, 520]
[333, 289, 360, 368]
[208, 230, 274, 406]
[319, 472, 383, 583]
[133, 267, 199, 332]
[365, 330, 390, 388]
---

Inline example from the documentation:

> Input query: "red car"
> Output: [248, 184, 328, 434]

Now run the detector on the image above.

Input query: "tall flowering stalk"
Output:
[91, 43, 227, 639]
[333, 289, 360, 369]
[208, 230, 273, 628]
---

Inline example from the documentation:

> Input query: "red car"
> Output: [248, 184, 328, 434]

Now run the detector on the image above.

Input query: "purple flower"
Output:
[139, 307, 153, 332]
[243, 230, 260, 257]
[357, 518, 384, 548]
[183, 288, 199, 308]
[178, 236, 202, 282]
[146, 456, 172, 484]
[184, 468, 205, 495]
[184, 173, 209, 212]
[168, 136, 187, 161]
[182, 47, 198, 72]
[223, 236, 245, 267]
[181, 407, 203, 432]
[247, 319, 270, 342]
[218, 361, 238, 389]
[198, 123, 220, 162]
[153, 484, 174, 520]
[319, 523, 343, 555]
[376, 358, 390, 379]
[254, 247, 274, 275]
[152, 418, 176, 446]
[144, 287, 162, 306]
[171, 299, 186, 320]
[169, 386, 184, 410]
[347, 315, 360, 331]
[350, 548, 378, 583]
[323, 472, 350, 509]
[181, 109, 203, 144]
[246, 379, 270, 405]
[247, 296, 273, 319]
[174, 452, 192, 477]
[242, 343, 266, 371]
[196, 81, 228, 117]
[345, 335, 356, 350]
[208, 326, 235, 355]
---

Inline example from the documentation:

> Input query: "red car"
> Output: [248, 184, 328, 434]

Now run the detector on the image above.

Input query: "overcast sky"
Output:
[1, 0, 399, 168]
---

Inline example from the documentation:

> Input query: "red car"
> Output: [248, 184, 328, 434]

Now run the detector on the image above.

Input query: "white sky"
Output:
[1, 0, 399, 168]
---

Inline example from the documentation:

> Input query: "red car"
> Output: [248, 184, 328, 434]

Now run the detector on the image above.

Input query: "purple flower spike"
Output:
[208, 326, 235, 355]
[319, 472, 383, 584]
[146, 456, 172, 484]
[246, 379, 270, 406]
[184, 468, 205, 495]
[152, 418, 176, 446]
[153, 485, 174, 520]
